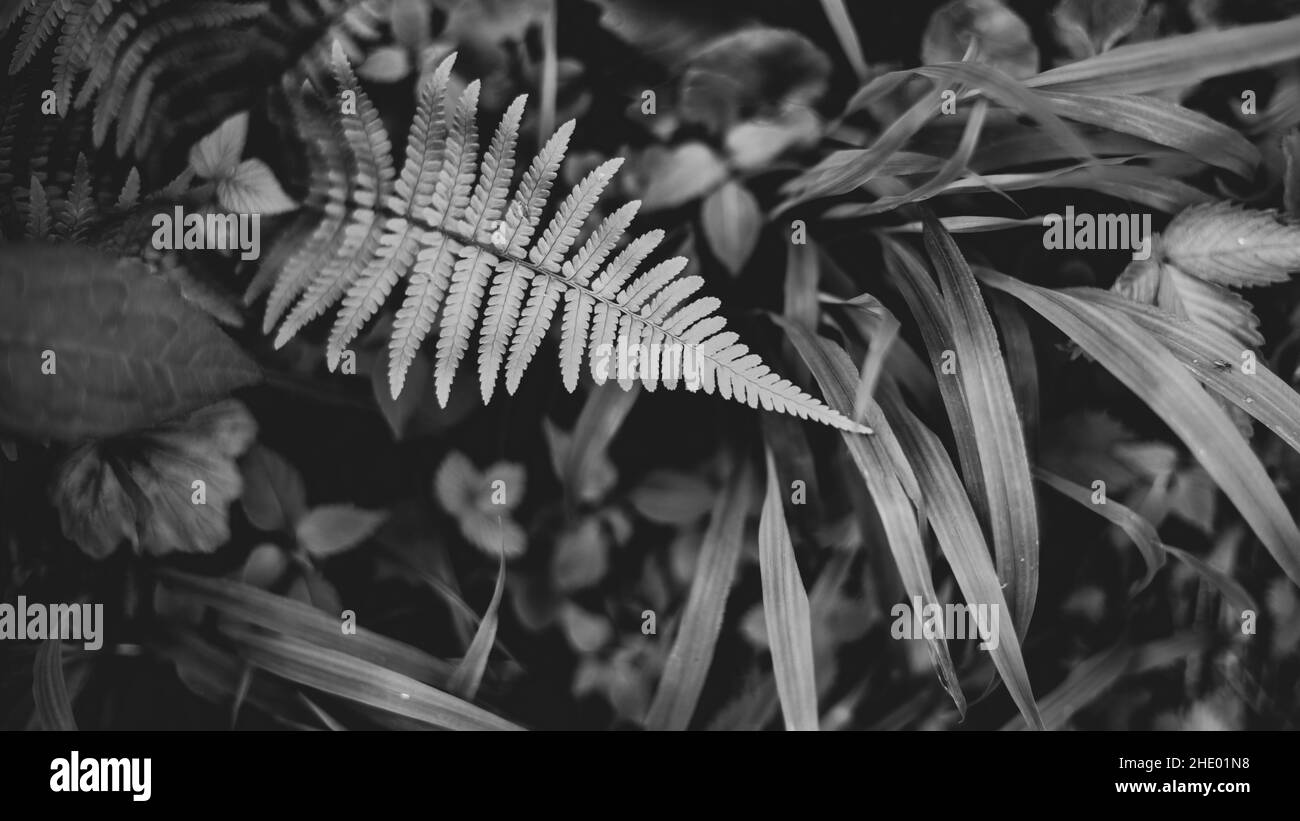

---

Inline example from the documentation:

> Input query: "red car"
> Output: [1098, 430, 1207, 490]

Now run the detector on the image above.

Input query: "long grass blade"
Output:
[775, 318, 967, 716]
[1035, 468, 1255, 612]
[447, 548, 507, 701]
[980, 270, 1300, 588]
[225, 625, 522, 730]
[880, 383, 1043, 729]
[33, 638, 76, 730]
[157, 570, 455, 684]
[757, 447, 819, 731]
[1002, 634, 1205, 730]
[1067, 287, 1300, 457]
[1025, 17, 1300, 96]
[1040, 91, 1258, 179]
[644, 459, 753, 730]
[920, 216, 1040, 636]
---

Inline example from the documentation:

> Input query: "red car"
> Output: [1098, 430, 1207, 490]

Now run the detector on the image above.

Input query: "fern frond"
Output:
[25, 174, 51, 239]
[57, 151, 95, 239]
[9, 0, 368, 160]
[51, 0, 112, 117]
[9, 0, 74, 74]
[265, 48, 866, 433]
[276, 40, 393, 350]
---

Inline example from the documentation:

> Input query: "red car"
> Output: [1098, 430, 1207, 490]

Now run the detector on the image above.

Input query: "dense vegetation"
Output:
[3, 0, 1300, 730]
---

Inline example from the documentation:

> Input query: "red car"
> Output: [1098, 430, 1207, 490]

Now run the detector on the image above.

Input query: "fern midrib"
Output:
[297, 197, 787, 394]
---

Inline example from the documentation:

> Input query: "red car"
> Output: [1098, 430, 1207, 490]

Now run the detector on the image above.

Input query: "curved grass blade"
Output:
[1035, 468, 1255, 612]
[1040, 91, 1258, 179]
[1002, 633, 1205, 730]
[1067, 287, 1300, 457]
[225, 624, 522, 730]
[775, 318, 966, 716]
[830, 162, 1211, 218]
[980, 270, 1300, 589]
[446, 546, 506, 701]
[1026, 17, 1300, 96]
[758, 447, 819, 730]
[912, 62, 1092, 163]
[920, 216, 1040, 635]
[989, 291, 1039, 453]
[819, 0, 868, 82]
[879, 383, 1043, 729]
[157, 570, 455, 684]
[645, 458, 754, 730]
[33, 638, 76, 731]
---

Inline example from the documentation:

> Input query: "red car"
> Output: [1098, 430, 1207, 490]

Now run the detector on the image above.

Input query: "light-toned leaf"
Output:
[758, 447, 818, 731]
[295, 504, 388, 558]
[217, 158, 298, 215]
[1162, 202, 1300, 286]
[190, 111, 248, 179]
[446, 550, 506, 700]
[225, 624, 521, 730]
[644, 459, 753, 730]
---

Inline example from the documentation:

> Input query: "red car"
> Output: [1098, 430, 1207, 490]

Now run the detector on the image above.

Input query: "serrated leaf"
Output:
[0, 244, 261, 441]
[1113, 259, 1262, 354]
[1162, 203, 1300, 286]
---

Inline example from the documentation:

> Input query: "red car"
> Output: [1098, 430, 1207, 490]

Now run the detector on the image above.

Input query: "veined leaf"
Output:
[1161, 203, 1300, 286]
[0, 244, 261, 442]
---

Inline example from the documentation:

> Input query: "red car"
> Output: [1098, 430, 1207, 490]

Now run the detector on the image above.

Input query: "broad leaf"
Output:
[0, 244, 261, 441]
